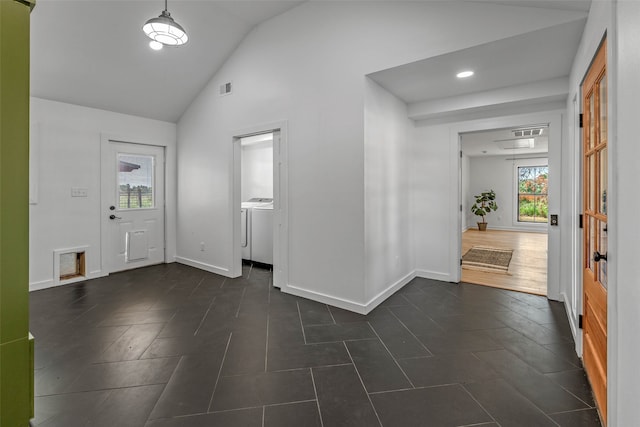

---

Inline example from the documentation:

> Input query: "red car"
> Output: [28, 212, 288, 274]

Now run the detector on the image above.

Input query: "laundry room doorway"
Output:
[231, 122, 288, 288]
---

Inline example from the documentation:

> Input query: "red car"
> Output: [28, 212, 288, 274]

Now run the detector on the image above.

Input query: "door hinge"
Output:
[460, 150, 463, 158]
[579, 214, 583, 229]
[578, 314, 583, 329]
[579, 113, 583, 128]
[460, 258, 463, 266]
[460, 204, 463, 212]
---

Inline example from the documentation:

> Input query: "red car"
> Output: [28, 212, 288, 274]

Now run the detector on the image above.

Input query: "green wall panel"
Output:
[0, 0, 33, 425]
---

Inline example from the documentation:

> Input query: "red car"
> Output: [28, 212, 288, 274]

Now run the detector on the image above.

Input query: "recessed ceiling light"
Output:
[149, 40, 163, 51]
[456, 70, 474, 79]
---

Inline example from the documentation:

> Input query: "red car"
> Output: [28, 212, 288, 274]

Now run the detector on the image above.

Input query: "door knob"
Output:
[593, 251, 607, 262]
[109, 214, 122, 220]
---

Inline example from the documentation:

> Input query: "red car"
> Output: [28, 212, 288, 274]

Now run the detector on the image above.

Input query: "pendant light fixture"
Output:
[143, 0, 188, 47]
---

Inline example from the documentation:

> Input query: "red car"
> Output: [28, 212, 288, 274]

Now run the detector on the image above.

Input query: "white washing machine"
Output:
[241, 198, 273, 263]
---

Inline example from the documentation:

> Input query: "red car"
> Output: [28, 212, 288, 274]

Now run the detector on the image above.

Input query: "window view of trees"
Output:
[518, 166, 548, 223]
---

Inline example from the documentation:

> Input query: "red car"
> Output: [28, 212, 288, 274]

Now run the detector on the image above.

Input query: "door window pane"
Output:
[599, 74, 607, 144]
[118, 154, 154, 209]
[517, 166, 548, 223]
[588, 92, 595, 150]
[599, 147, 608, 215]
[589, 154, 596, 212]
[598, 221, 608, 288]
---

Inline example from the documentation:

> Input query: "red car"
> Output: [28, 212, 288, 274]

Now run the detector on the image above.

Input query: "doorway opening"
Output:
[239, 132, 274, 270]
[460, 124, 549, 296]
[232, 122, 288, 289]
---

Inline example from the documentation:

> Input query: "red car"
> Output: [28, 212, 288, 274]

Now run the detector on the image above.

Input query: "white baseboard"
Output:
[283, 284, 370, 314]
[284, 270, 430, 315]
[29, 270, 107, 292]
[363, 270, 416, 313]
[561, 291, 582, 356]
[482, 225, 548, 233]
[414, 269, 454, 283]
[175, 256, 233, 277]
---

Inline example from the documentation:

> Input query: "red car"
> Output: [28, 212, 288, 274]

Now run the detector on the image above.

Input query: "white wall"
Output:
[613, 1, 640, 425]
[364, 78, 413, 306]
[29, 98, 176, 290]
[241, 141, 273, 201]
[467, 155, 549, 232]
[177, 1, 588, 310]
[412, 110, 563, 297]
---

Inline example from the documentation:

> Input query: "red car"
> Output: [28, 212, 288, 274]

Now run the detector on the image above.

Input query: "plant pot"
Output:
[477, 222, 488, 231]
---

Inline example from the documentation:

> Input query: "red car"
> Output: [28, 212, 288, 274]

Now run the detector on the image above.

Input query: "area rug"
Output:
[462, 246, 513, 274]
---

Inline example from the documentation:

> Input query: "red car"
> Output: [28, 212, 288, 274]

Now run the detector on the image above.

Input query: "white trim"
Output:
[364, 271, 416, 312]
[414, 269, 454, 283]
[511, 158, 549, 230]
[30, 270, 107, 292]
[175, 256, 231, 277]
[450, 111, 563, 300]
[100, 134, 173, 276]
[230, 121, 289, 287]
[284, 284, 370, 315]
[485, 225, 549, 233]
[561, 291, 582, 356]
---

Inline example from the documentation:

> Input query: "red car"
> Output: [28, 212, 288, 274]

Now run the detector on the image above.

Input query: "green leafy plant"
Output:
[471, 190, 498, 224]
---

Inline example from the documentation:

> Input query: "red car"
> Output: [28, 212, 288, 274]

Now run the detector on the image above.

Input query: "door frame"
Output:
[450, 111, 563, 301]
[230, 121, 289, 288]
[100, 134, 172, 275]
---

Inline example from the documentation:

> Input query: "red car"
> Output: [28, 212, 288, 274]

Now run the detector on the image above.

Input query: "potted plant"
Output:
[471, 190, 498, 231]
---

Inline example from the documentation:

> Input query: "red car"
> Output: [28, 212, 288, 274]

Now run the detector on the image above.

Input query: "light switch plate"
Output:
[71, 187, 88, 197]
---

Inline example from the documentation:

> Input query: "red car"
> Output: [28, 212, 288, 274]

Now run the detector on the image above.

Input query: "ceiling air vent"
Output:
[219, 82, 232, 96]
[512, 128, 544, 138]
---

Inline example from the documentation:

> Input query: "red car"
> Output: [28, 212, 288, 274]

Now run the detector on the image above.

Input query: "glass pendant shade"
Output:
[143, 9, 188, 46]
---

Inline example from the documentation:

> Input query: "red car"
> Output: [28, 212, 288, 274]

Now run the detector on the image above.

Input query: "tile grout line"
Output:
[366, 321, 416, 389]
[145, 355, 185, 423]
[189, 276, 206, 296]
[309, 368, 325, 427]
[342, 342, 384, 427]
[326, 305, 337, 325]
[297, 302, 308, 345]
[264, 313, 270, 372]
[387, 309, 434, 356]
[207, 332, 233, 413]
[458, 383, 501, 427]
[235, 287, 247, 319]
[193, 296, 218, 336]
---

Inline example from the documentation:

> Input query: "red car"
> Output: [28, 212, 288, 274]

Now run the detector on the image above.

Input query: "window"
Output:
[517, 165, 548, 223]
[118, 154, 155, 209]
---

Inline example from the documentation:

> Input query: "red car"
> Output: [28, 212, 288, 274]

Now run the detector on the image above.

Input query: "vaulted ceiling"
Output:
[30, 0, 591, 124]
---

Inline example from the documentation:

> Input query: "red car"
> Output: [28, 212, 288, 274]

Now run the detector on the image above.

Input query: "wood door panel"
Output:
[582, 37, 607, 425]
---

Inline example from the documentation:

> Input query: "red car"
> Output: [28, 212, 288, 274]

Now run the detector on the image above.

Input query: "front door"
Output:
[103, 141, 165, 273]
[582, 38, 607, 424]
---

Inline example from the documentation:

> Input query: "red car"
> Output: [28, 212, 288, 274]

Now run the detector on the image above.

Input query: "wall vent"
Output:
[219, 82, 232, 96]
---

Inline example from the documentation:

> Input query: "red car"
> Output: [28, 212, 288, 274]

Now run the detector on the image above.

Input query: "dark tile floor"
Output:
[30, 263, 602, 427]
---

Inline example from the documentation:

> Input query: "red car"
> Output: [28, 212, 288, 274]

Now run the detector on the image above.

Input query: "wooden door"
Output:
[582, 38, 607, 424]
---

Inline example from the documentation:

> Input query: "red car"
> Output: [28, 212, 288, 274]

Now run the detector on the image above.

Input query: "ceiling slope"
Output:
[30, 0, 305, 123]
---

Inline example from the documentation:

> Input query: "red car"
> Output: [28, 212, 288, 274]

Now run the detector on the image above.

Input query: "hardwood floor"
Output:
[461, 228, 547, 295]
